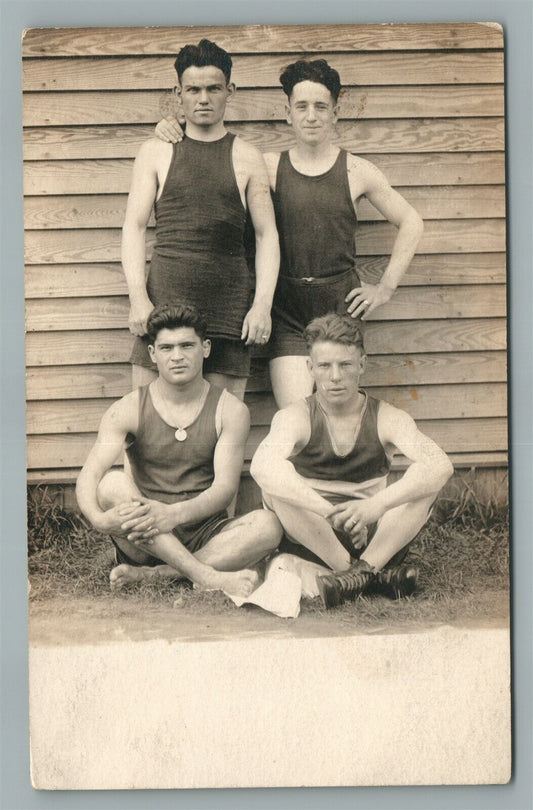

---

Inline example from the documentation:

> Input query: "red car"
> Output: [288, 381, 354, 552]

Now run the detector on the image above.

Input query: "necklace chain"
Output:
[154, 380, 208, 442]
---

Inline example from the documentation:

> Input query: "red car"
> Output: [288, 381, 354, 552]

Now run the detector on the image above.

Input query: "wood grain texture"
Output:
[23, 124, 506, 161]
[24, 286, 505, 332]
[27, 383, 507, 434]
[24, 254, 507, 299]
[23, 85, 504, 127]
[22, 23, 508, 475]
[23, 186, 506, 230]
[21, 24, 504, 57]
[245, 352, 507, 393]
[23, 150, 505, 197]
[25, 451, 510, 484]
[23, 220, 506, 265]
[22, 52, 504, 91]
[26, 352, 507, 401]
[25, 320, 507, 367]
[26, 416, 508, 468]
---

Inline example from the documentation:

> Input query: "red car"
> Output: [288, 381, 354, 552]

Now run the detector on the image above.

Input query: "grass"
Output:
[27, 485, 510, 630]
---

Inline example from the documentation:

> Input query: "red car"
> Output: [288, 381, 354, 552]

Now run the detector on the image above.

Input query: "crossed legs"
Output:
[264, 492, 435, 573]
[97, 471, 282, 596]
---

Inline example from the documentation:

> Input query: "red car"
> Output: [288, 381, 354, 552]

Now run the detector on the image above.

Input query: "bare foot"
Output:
[219, 568, 260, 599]
[110, 563, 157, 589]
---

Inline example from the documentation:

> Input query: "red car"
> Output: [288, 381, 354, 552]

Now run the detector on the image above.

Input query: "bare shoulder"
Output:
[377, 399, 417, 441]
[347, 152, 387, 186]
[136, 136, 173, 165]
[219, 389, 250, 430]
[233, 136, 268, 171]
[271, 399, 310, 438]
[100, 389, 140, 435]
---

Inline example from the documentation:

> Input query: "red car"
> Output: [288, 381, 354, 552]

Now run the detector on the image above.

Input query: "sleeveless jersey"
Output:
[126, 383, 225, 508]
[292, 392, 390, 485]
[273, 149, 358, 280]
[147, 132, 251, 338]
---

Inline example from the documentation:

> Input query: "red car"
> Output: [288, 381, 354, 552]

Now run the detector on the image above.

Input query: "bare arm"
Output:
[236, 140, 280, 345]
[346, 157, 424, 320]
[76, 394, 139, 532]
[250, 405, 333, 517]
[328, 403, 453, 531]
[121, 139, 169, 336]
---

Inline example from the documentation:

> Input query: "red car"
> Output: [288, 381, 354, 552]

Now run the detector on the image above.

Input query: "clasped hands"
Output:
[326, 498, 385, 550]
[101, 498, 176, 543]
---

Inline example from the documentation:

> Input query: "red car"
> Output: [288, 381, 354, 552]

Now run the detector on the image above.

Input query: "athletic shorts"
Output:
[130, 335, 251, 378]
[269, 268, 359, 359]
[112, 511, 232, 568]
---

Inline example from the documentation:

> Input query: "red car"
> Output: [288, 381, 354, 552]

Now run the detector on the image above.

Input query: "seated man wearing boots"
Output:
[250, 313, 453, 608]
[76, 302, 282, 597]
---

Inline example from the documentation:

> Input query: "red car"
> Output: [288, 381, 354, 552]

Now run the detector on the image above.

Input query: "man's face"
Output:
[178, 65, 234, 128]
[148, 327, 210, 385]
[307, 341, 365, 405]
[286, 80, 338, 147]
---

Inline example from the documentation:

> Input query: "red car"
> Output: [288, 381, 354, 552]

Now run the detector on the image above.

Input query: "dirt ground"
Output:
[29, 586, 510, 646]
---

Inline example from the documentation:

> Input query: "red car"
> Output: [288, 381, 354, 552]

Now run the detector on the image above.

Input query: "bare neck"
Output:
[316, 390, 365, 420]
[183, 120, 227, 142]
[152, 374, 207, 405]
[290, 142, 339, 173]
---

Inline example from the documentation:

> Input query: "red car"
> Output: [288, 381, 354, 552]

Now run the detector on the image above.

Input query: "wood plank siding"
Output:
[23, 23, 507, 483]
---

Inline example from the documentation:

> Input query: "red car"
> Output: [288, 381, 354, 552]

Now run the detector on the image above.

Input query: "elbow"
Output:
[250, 452, 269, 490]
[413, 211, 424, 243]
[436, 454, 454, 491]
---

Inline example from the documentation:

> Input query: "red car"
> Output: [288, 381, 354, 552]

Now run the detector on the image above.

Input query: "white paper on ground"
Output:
[228, 554, 330, 618]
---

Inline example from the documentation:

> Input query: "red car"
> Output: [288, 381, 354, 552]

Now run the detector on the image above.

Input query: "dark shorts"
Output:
[270, 268, 359, 359]
[277, 521, 379, 570]
[112, 511, 232, 568]
[130, 335, 251, 378]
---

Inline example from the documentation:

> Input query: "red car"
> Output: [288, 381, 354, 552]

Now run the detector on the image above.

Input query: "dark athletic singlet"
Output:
[147, 133, 251, 339]
[273, 149, 358, 280]
[126, 383, 226, 515]
[292, 392, 390, 484]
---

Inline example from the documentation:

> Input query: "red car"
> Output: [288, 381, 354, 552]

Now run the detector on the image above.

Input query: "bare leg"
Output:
[132, 363, 157, 389]
[98, 472, 280, 595]
[269, 356, 313, 409]
[205, 372, 247, 401]
[360, 495, 435, 571]
[265, 494, 351, 572]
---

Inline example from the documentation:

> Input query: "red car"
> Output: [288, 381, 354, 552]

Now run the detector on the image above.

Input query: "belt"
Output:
[279, 268, 356, 286]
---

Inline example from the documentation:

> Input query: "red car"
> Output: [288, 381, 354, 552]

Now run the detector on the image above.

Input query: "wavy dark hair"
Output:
[280, 59, 341, 102]
[174, 39, 232, 84]
[146, 302, 208, 343]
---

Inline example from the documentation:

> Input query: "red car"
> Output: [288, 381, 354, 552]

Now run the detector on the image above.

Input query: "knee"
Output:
[249, 509, 283, 551]
[97, 471, 137, 510]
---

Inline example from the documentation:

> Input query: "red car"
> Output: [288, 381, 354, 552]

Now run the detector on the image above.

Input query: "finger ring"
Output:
[363, 299, 369, 306]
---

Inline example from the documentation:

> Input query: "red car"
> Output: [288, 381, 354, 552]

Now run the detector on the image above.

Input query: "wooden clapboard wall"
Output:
[23, 23, 507, 483]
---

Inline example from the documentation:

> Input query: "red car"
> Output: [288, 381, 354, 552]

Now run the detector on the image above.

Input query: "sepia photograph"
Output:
[23, 22, 511, 789]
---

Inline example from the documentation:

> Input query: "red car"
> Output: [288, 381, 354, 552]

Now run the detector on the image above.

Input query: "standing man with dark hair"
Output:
[123, 39, 279, 400]
[250, 313, 452, 609]
[76, 302, 282, 596]
[156, 57, 424, 407]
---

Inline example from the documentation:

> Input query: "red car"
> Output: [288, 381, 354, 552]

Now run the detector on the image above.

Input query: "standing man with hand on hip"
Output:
[123, 39, 279, 400]
[156, 57, 423, 407]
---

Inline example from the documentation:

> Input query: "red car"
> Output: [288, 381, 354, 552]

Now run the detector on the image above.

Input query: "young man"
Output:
[123, 39, 279, 400]
[156, 58, 424, 407]
[250, 313, 453, 609]
[76, 303, 282, 597]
